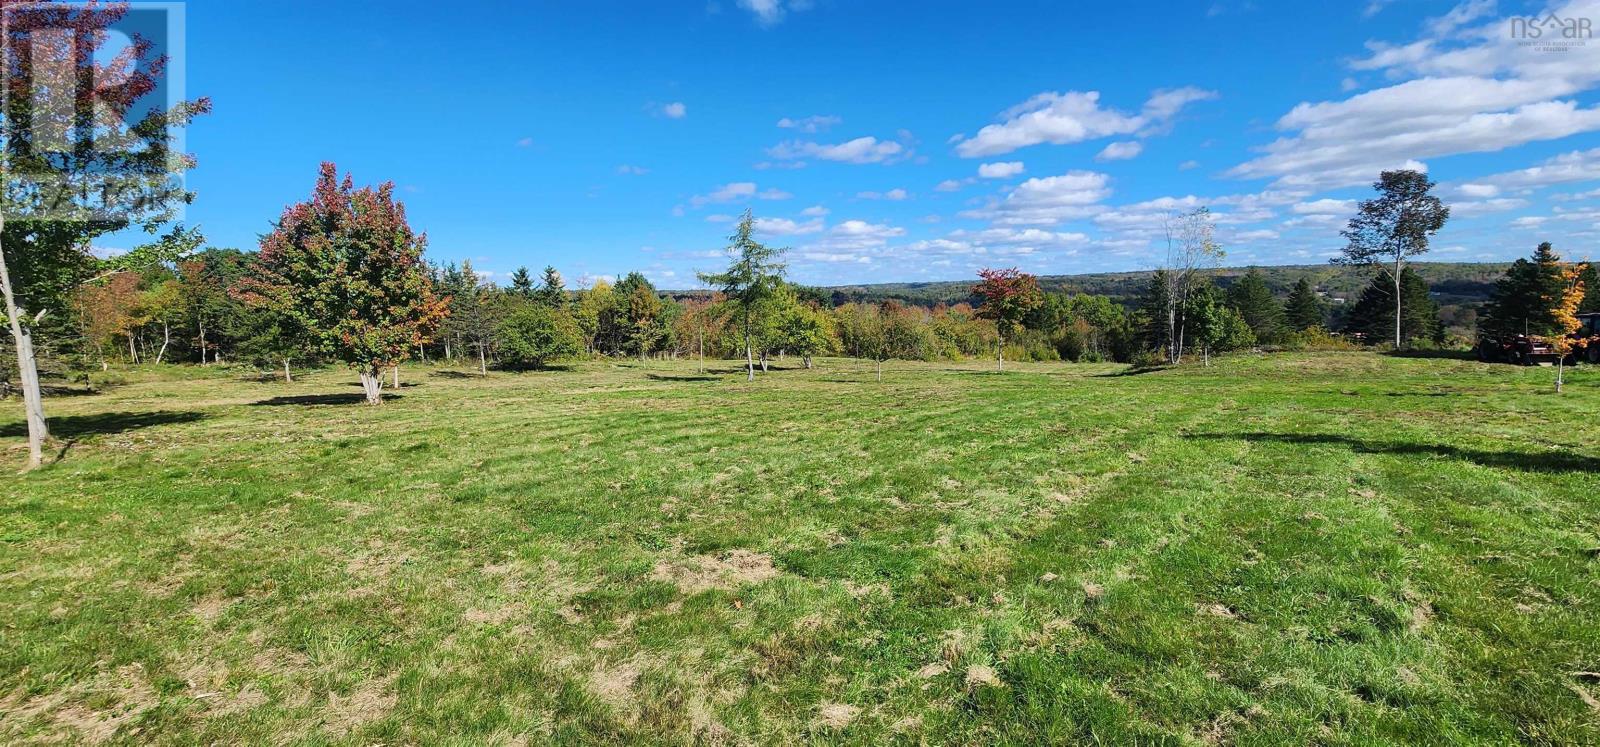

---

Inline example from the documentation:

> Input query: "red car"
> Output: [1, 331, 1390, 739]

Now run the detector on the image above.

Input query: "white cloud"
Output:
[1179, 160, 1200, 170]
[737, 0, 812, 26]
[515, 137, 534, 148]
[1450, 197, 1529, 216]
[1456, 147, 1600, 191]
[777, 115, 841, 133]
[978, 161, 1026, 179]
[1456, 182, 1499, 198]
[935, 179, 966, 192]
[660, 101, 687, 119]
[795, 220, 906, 262]
[799, 205, 829, 217]
[753, 216, 824, 235]
[616, 164, 649, 175]
[767, 136, 906, 164]
[1230, 0, 1600, 188]
[687, 181, 792, 208]
[1292, 198, 1356, 215]
[1095, 141, 1144, 161]
[954, 87, 1216, 158]
[858, 188, 909, 200]
[960, 170, 1113, 226]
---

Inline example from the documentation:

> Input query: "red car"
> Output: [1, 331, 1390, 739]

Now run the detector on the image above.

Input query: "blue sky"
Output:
[168, 0, 1600, 287]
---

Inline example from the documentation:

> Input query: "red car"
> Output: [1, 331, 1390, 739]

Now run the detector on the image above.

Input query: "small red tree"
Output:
[243, 163, 449, 404]
[972, 267, 1043, 371]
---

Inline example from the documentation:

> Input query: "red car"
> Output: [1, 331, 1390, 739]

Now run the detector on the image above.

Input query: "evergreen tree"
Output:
[698, 210, 788, 381]
[1283, 277, 1325, 331]
[509, 267, 536, 298]
[532, 265, 567, 308]
[1480, 242, 1570, 337]
[1137, 270, 1173, 355]
[1344, 267, 1441, 346]
[1226, 269, 1284, 344]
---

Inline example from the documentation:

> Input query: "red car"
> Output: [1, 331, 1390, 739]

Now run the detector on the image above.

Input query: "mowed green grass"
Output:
[2, 353, 1598, 745]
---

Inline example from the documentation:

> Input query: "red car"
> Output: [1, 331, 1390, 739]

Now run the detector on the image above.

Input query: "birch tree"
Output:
[1336, 170, 1449, 349]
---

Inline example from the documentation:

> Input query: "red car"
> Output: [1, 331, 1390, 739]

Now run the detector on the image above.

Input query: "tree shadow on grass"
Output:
[644, 373, 721, 382]
[250, 393, 401, 407]
[1, 410, 205, 439]
[429, 370, 481, 379]
[1094, 366, 1167, 378]
[1194, 431, 1600, 474]
[1383, 349, 1478, 361]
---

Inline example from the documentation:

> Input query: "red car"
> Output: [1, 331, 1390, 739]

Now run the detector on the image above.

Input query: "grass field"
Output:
[2, 353, 1598, 744]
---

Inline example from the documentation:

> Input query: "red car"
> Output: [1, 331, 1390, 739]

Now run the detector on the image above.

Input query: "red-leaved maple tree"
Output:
[242, 163, 449, 404]
[972, 267, 1043, 371]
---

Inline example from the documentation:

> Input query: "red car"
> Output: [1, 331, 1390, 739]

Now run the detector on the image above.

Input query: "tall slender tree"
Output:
[1335, 170, 1449, 348]
[1159, 208, 1225, 363]
[1, 1, 209, 467]
[509, 266, 536, 298]
[698, 210, 786, 381]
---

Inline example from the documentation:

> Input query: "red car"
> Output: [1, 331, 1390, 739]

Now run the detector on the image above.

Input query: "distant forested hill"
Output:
[823, 262, 1512, 310]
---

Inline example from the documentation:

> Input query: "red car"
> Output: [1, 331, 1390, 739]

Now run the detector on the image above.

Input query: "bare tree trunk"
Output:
[697, 325, 704, 373]
[804, 355, 812, 369]
[359, 366, 384, 405]
[128, 333, 138, 364]
[393, 365, 400, 389]
[876, 358, 883, 382]
[1556, 357, 1565, 393]
[744, 318, 754, 381]
[283, 358, 293, 383]
[760, 351, 768, 372]
[155, 320, 171, 364]
[198, 318, 207, 365]
[997, 337, 1004, 372]
[1393, 257, 1404, 349]
[1, 219, 50, 470]
[479, 344, 487, 377]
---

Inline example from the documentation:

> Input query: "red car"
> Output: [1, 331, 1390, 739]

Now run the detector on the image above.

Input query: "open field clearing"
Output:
[2, 353, 1599, 744]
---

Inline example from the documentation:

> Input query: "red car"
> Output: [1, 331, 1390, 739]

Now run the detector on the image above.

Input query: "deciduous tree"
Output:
[972, 267, 1042, 371]
[244, 163, 448, 404]
[1, 0, 209, 467]
[1335, 170, 1449, 348]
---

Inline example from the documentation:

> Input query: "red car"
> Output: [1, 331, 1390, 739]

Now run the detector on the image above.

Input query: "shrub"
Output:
[497, 306, 581, 369]
[1282, 326, 1358, 351]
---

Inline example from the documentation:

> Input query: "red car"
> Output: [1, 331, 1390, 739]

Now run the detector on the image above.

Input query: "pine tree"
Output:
[1283, 277, 1325, 331]
[509, 267, 536, 298]
[532, 265, 567, 309]
[1481, 243, 1570, 337]
[1226, 269, 1284, 344]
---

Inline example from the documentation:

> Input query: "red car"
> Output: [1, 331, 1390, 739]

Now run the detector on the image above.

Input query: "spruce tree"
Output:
[1480, 243, 1568, 337]
[532, 265, 567, 308]
[1226, 269, 1284, 344]
[1345, 268, 1441, 346]
[1283, 277, 1325, 331]
[509, 267, 536, 298]
[1138, 270, 1173, 355]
